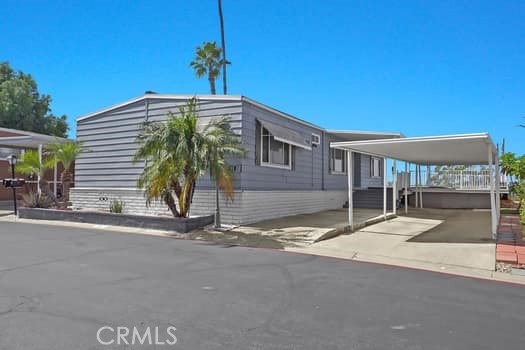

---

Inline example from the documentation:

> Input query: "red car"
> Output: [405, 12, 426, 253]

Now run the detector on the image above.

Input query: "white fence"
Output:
[397, 169, 508, 191]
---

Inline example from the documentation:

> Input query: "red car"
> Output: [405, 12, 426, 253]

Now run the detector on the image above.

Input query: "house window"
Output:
[331, 148, 346, 174]
[370, 157, 382, 177]
[311, 133, 321, 146]
[261, 127, 292, 169]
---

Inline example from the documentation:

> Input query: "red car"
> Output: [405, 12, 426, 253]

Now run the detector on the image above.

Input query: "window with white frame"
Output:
[261, 127, 292, 169]
[330, 148, 346, 174]
[370, 157, 382, 177]
[311, 133, 321, 146]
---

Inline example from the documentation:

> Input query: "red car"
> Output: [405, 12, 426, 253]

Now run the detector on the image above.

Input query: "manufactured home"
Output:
[71, 94, 402, 224]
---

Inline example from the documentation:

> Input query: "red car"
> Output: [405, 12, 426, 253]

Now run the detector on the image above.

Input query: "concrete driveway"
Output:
[289, 209, 496, 276]
[191, 208, 387, 247]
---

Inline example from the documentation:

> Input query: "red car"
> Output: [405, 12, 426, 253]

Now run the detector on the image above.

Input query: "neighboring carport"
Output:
[0, 127, 68, 197]
[331, 133, 501, 238]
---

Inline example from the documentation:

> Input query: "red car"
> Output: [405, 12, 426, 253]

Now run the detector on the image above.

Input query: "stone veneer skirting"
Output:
[70, 188, 348, 225]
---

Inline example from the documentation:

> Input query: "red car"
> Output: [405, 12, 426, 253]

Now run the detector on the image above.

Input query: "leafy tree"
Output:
[501, 152, 525, 180]
[190, 42, 226, 95]
[46, 141, 86, 207]
[0, 62, 68, 137]
[133, 98, 245, 219]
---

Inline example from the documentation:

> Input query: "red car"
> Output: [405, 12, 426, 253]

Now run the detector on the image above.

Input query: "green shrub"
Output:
[109, 200, 123, 214]
[510, 181, 525, 201]
[520, 200, 525, 224]
[22, 191, 56, 208]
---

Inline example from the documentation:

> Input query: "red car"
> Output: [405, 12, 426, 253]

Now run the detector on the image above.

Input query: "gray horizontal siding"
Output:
[361, 154, 383, 188]
[240, 102, 323, 191]
[75, 97, 243, 189]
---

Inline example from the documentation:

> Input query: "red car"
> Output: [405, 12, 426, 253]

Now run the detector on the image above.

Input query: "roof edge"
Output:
[326, 129, 405, 138]
[76, 94, 243, 122]
[331, 132, 495, 149]
[0, 126, 69, 141]
[241, 96, 324, 131]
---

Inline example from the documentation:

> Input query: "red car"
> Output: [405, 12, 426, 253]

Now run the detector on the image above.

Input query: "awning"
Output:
[331, 133, 496, 165]
[259, 120, 312, 150]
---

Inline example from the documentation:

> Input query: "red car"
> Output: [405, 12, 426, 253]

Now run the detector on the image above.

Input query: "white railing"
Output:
[401, 169, 508, 191]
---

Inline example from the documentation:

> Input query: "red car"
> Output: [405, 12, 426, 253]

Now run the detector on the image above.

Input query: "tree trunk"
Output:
[209, 71, 216, 95]
[214, 181, 221, 228]
[164, 192, 181, 217]
[61, 168, 73, 208]
[178, 179, 195, 217]
[218, 0, 227, 95]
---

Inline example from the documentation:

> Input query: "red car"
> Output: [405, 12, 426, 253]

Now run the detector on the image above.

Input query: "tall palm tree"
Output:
[218, 0, 228, 94]
[15, 150, 52, 195]
[46, 141, 85, 206]
[190, 41, 224, 95]
[133, 98, 245, 221]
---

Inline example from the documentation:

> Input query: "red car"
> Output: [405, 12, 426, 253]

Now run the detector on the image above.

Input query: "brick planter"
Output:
[18, 208, 214, 233]
[496, 214, 525, 266]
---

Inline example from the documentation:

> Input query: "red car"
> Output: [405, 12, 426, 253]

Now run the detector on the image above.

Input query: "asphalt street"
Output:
[0, 221, 523, 349]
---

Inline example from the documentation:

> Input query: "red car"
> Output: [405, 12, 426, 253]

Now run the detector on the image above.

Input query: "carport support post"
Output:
[392, 160, 397, 215]
[53, 160, 57, 198]
[347, 151, 354, 230]
[404, 162, 408, 214]
[37, 144, 43, 195]
[488, 146, 497, 238]
[383, 157, 387, 219]
[495, 151, 501, 217]
[418, 165, 423, 208]
[414, 164, 419, 208]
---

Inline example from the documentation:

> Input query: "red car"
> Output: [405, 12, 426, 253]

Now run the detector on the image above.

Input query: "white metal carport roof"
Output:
[331, 133, 496, 165]
[0, 127, 68, 148]
[331, 132, 500, 238]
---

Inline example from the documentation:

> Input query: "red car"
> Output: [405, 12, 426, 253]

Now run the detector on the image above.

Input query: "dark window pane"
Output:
[284, 144, 290, 165]
[270, 137, 284, 165]
[262, 135, 269, 162]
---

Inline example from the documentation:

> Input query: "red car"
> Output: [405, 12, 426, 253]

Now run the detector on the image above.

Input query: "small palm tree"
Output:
[134, 98, 245, 221]
[134, 99, 206, 217]
[15, 150, 52, 194]
[190, 41, 226, 95]
[46, 141, 85, 206]
[203, 116, 246, 227]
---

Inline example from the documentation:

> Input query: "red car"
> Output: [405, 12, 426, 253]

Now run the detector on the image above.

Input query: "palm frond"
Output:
[16, 150, 50, 177]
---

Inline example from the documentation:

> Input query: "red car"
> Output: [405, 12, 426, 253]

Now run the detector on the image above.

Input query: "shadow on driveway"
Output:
[403, 208, 493, 244]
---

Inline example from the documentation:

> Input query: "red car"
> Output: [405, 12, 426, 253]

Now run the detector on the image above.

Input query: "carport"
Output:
[331, 133, 500, 238]
[0, 127, 67, 197]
